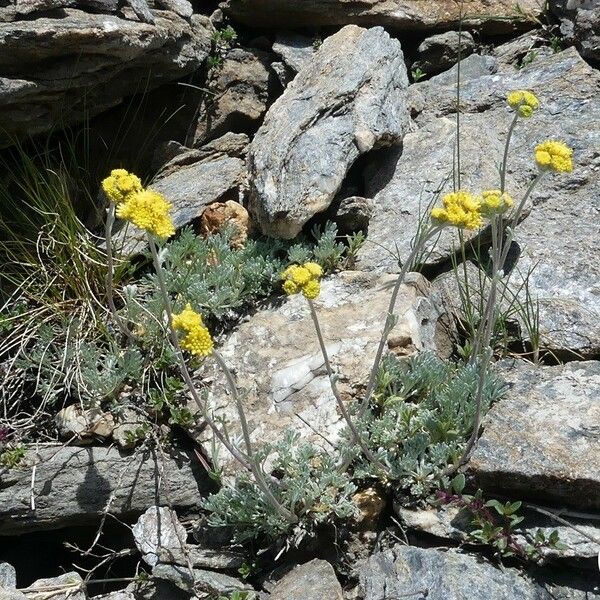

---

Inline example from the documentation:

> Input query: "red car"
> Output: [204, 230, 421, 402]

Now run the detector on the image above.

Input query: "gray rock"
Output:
[152, 563, 254, 596]
[0, 445, 208, 534]
[0, 562, 16, 589]
[332, 195, 373, 234]
[14, 0, 75, 14]
[397, 505, 600, 561]
[221, 0, 544, 33]
[272, 33, 315, 72]
[551, 0, 600, 63]
[92, 580, 189, 600]
[155, 0, 193, 19]
[157, 545, 245, 570]
[270, 60, 293, 88]
[492, 32, 554, 71]
[360, 48, 600, 358]
[270, 559, 342, 600]
[357, 545, 600, 600]
[116, 133, 248, 255]
[0, 588, 27, 600]
[194, 47, 274, 146]
[469, 360, 600, 510]
[412, 31, 475, 76]
[23, 572, 86, 600]
[127, 0, 154, 24]
[196, 270, 452, 472]
[0, 10, 212, 147]
[249, 25, 409, 239]
[133, 506, 187, 567]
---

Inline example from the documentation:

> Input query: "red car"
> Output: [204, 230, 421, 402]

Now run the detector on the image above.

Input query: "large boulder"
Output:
[0, 444, 209, 534]
[469, 360, 600, 510]
[0, 5, 212, 147]
[221, 0, 543, 33]
[359, 47, 600, 358]
[248, 25, 410, 239]
[196, 270, 452, 471]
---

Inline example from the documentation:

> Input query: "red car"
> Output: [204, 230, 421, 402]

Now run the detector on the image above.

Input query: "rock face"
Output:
[551, 0, 600, 63]
[0, 6, 212, 147]
[358, 545, 600, 600]
[221, 0, 543, 33]
[193, 47, 274, 146]
[396, 505, 600, 561]
[197, 270, 452, 470]
[359, 48, 600, 358]
[117, 133, 248, 255]
[412, 31, 475, 76]
[270, 559, 343, 600]
[248, 25, 410, 239]
[272, 33, 315, 73]
[469, 360, 600, 510]
[0, 445, 209, 534]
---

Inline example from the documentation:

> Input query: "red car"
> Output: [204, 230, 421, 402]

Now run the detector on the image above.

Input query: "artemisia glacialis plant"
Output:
[100, 86, 574, 547]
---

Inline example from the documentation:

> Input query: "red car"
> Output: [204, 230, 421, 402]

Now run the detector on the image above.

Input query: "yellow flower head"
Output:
[116, 189, 176, 239]
[431, 190, 483, 230]
[480, 189, 514, 216]
[102, 169, 143, 204]
[172, 303, 213, 356]
[302, 279, 321, 300]
[281, 262, 323, 299]
[304, 262, 323, 279]
[534, 140, 573, 173]
[507, 90, 540, 118]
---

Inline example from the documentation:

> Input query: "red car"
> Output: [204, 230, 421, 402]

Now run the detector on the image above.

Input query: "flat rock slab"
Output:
[270, 559, 343, 600]
[358, 545, 600, 599]
[221, 0, 543, 33]
[0, 445, 209, 535]
[359, 48, 600, 358]
[197, 271, 452, 471]
[397, 505, 600, 561]
[469, 360, 600, 510]
[0, 9, 212, 146]
[249, 24, 409, 238]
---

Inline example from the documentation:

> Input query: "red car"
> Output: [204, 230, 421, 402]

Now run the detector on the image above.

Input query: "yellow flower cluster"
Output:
[480, 189, 514, 216]
[430, 190, 483, 229]
[281, 262, 323, 300]
[101, 169, 143, 204]
[507, 90, 540, 118]
[116, 189, 175, 240]
[535, 140, 573, 173]
[172, 303, 214, 356]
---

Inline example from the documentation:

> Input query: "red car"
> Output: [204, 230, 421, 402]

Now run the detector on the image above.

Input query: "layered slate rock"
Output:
[0, 445, 208, 534]
[248, 25, 410, 239]
[196, 271, 452, 471]
[193, 47, 275, 147]
[358, 545, 600, 600]
[116, 133, 248, 255]
[396, 505, 600, 561]
[551, 0, 600, 64]
[359, 48, 600, 357]
[221, 0, 543, 33]
[0, 6, 212, 146]
[412, 31, 475, 77]
[469, 360, 600, 510]
[270, 559, 343, 600]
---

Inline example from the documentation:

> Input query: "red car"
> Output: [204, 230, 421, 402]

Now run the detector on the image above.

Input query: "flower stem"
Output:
[307, 299, 388, 475]
[147, 236, 252, 473]
[211, 350, 298, 524]
[500, 114, 519, 193]
[105, 203, 134, 342]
